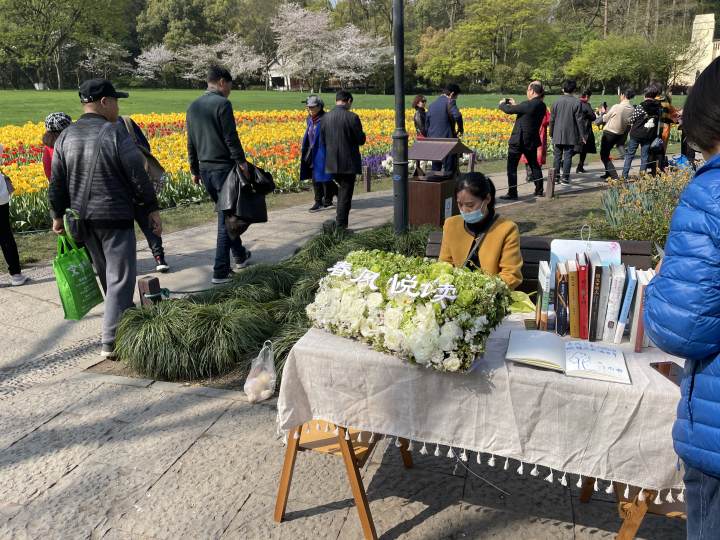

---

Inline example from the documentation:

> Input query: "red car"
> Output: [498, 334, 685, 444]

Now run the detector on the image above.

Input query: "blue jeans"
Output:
[622, 137, 651, 178]
[684, 464, 720, 539]
[200, 168, 248, 279]
[552, 144, 574, 182]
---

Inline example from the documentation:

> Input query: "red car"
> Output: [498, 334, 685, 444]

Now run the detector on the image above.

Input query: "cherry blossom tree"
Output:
[329, 25, 392, 87]
[134, 44, 177, 84]
[272, 3, 334, 92]
[176, 34, 264, 84]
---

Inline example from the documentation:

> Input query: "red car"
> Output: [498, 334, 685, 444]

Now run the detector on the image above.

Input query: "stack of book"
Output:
[534, 253, 656, 352]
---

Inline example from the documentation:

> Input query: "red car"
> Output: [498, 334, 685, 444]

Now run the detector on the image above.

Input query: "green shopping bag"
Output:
[53, 234, 103, 320]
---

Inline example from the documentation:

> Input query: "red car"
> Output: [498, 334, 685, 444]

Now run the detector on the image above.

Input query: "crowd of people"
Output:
[0, 53, 719, 537]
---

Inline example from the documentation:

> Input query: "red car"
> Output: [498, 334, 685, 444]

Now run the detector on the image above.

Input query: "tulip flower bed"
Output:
[1, 108, 521, 231]
[307, 250, 511, 372]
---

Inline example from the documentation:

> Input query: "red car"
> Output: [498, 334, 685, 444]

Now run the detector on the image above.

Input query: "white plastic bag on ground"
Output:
[244, 340, 277, 403]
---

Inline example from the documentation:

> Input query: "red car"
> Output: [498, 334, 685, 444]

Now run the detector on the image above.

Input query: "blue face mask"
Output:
[460, 206, 485, 224]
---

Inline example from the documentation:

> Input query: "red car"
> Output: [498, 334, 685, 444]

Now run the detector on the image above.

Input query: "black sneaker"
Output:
[212, 272, 234, 285]
[155, 255, 170, 273]
[499, 193, 518, 201]
[234, 251, 252, 270]
[323, 201, 335, 208]
[309, 203, 323, 213]
[576, 166, 586, 173]
[560, 178, 571, 185]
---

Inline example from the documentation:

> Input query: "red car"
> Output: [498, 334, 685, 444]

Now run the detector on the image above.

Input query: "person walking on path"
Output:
[49, 79, 161, 358]
[321, 90, 366, 230]
[42, 113, 72, 181]
[0, 157, 28, 286]
[300, 95, 336, 213]
[119, 116, 170, 272]
[412, 95, 428, 137]
[622, 85, 663, 178]
[186, 66, 252, 284]
[597, 88, 635, 179]
[426, 83, 464, 173]
[643, 57, 720, 540]
[549, 80, 585, 185]
[499, 80, 547, 199]
[575, 90, 597, 173]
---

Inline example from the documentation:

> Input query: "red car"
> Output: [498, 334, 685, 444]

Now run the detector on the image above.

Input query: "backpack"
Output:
[629, 102, 660, 142]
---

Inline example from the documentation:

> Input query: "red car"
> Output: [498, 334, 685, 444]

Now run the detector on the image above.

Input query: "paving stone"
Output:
[0, 378, 103, 450]
[65, 383, 166, 424]
[71, 372, 155, 388]
[91, 392, 232, 474]
[339, 461, 466, 539]
[3, 460, 154, 540]
[150, 381, 247, 401]
[0, 412, 120, 505]
[103, 434, 280, 539]
[206, 400, 280, 442]
[570, 495, 685, 540]
[221, 493, 349, 540]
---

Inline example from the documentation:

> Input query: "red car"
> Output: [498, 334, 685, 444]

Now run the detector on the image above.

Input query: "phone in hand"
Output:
[602, 101, 608, 110]
[504, 98, 511, 104]
[650, 361, 683, 386]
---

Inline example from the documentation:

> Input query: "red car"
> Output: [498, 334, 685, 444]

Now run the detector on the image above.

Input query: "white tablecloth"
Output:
[277, 321, 684, 492]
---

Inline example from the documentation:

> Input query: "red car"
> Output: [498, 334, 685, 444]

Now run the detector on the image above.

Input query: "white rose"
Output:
[384, 307, 404, 329]
[384, 328, 405, 351]
[438, 320, 463, 351]
[366, 292, 384, 309]
[443, 355, 462, 372]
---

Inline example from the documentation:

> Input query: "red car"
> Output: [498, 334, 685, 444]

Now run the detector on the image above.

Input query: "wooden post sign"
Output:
[546, 168, 556, 199]
[138, 276, 162, 306]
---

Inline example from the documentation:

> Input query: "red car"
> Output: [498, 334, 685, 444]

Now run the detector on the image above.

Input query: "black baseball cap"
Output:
[79, 79, 129, 103]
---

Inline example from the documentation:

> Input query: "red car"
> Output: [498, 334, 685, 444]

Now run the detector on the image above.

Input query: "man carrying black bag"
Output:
[187, 66, 252, 284]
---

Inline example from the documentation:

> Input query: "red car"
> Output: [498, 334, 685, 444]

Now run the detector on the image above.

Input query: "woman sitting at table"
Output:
[439, 172, 523, 289]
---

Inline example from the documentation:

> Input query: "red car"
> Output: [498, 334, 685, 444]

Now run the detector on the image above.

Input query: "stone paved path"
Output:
[0, 162, 684, 539]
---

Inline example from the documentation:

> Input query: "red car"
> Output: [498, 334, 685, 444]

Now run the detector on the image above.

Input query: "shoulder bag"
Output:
[121, 116, 167, 193]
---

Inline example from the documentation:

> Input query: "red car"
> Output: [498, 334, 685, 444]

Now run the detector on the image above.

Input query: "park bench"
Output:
[425, 231, 653, 294]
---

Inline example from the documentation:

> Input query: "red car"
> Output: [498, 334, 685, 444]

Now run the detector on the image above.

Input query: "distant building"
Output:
[678, 13, 720, 87]
[267, 59, 303, 91]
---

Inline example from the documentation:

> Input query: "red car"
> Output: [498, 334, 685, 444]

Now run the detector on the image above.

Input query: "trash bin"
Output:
[407, 138, 473, 227]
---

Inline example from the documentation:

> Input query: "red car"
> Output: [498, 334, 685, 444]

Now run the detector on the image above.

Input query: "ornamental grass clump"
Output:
[306, 249, 512, 372]
[116, 224, 434, 381]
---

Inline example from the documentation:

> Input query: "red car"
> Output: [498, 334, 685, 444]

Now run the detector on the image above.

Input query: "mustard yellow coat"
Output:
[438, 215, 523, 290]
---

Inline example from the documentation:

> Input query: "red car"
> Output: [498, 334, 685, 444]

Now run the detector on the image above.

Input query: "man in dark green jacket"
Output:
[186, 66, 251, 284]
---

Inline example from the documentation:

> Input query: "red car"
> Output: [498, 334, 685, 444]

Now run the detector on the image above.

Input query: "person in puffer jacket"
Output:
[644, 57, 720, 540]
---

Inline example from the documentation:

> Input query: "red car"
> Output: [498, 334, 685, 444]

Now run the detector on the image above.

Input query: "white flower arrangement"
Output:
[306, 250, 511, 372]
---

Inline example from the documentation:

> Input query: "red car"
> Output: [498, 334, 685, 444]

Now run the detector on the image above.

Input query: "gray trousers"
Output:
[83, 226, 137, 346]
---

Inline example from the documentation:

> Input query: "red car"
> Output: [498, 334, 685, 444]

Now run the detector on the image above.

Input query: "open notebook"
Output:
[505, 330, 631, 384]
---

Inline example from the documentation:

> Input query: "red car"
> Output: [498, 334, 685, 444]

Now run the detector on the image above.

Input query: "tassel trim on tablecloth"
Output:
[279, 421, 684, 496]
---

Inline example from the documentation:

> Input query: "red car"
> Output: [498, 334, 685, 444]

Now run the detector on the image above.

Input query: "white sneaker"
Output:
[10, 274, 29, 286]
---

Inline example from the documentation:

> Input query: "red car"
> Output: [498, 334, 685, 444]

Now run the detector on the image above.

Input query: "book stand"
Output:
[274, 420, 414, 540]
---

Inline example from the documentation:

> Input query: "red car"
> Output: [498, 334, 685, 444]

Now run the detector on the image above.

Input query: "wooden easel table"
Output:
[275, 324, 686, 539]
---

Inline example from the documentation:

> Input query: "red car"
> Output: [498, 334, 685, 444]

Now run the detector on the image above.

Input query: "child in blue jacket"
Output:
[644, 57, 720, 539]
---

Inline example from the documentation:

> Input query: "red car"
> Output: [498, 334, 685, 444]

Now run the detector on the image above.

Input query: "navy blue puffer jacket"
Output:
[644, 153, 720, 477]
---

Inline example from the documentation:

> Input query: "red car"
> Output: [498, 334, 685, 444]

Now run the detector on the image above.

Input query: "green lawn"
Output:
[0, 89, 687, 126]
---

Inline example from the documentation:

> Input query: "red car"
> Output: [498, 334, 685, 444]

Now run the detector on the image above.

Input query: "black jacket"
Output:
[499, 97, 547, 148]
[426, 94, 463, 138]
[186, 90, 246, 176]
[321, 105, 366, 175]
[49, 113, 158, 227]
[413, 108, 427, 136]
[629, 99, 663, 142]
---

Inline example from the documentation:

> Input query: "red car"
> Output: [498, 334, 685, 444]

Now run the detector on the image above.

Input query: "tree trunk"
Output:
[644, 0, 652, 37]
[603, 0, 608, 38]
[654, 0, 660, 40]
